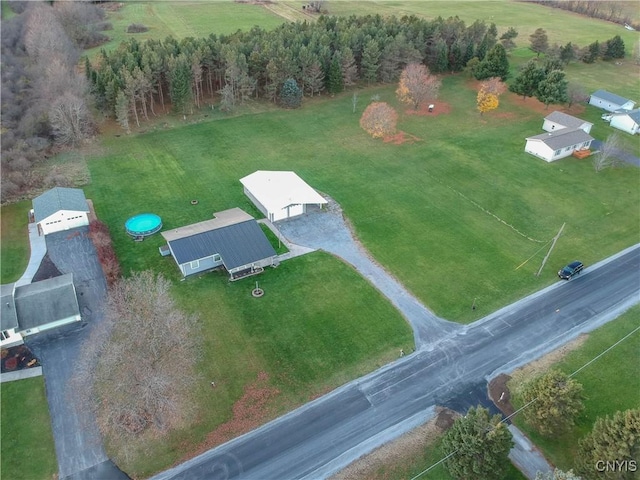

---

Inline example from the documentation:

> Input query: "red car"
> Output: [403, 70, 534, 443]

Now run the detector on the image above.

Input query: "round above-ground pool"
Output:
[125, 213, 162, 237]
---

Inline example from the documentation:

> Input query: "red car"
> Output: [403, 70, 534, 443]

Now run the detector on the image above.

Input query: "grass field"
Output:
[102, 252, 412, 475]
[0, 200, 30, 283]
[0, 377, 57, 480]
[88, 74, 640, 322]
[509, 307, 640, 471]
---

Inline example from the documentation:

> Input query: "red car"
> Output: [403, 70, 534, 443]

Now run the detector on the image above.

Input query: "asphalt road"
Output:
[153, 245, 640, 480]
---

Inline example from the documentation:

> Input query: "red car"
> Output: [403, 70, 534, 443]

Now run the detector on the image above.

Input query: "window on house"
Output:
[555, 149, 561, 156]
[213, 254, 221, 262]
[1, 330, 9, 341]
[190, 260, 199, 269]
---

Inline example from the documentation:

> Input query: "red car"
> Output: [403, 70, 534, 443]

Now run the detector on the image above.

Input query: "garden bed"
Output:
[1, 345, 40, 373]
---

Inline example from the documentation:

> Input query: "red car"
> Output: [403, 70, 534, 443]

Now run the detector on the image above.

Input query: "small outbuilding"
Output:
[240, 171, 327, 222]
[542, 111, 593, 134]
[588, 90, 636, 112]
[525, 128, 594, 162]
[161, 208, 277, 280]
[32, 187, 90, 236]
[609, 109, 640, 135]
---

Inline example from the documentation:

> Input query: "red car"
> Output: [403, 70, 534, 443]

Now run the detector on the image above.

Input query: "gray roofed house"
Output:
[32, 187, 90, 236]
[589, 90, 636, 112]
[609, 108, 640, 135]
[162, 208, 277, 280]
[14, 273, 81, 334]
[525, 128, 594, 162]
[543, 111, 593, 134]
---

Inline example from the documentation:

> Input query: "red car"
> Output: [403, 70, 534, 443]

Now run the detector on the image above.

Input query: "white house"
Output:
[1, 284, 21, 348]
[589, 90, 636, 112]
[609, 109, 640, 135]
[32, 187, 90, 236]
[525, 128, 594, 162]
[240, 171, 327, 222]
[542, 111, 593, 134]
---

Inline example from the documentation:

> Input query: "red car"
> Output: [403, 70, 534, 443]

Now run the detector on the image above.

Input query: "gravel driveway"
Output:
[25, 226, 128, 480]
[276, 198, 461, 348]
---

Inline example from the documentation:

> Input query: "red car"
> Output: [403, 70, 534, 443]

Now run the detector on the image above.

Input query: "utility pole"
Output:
[536, 222, 565, 277]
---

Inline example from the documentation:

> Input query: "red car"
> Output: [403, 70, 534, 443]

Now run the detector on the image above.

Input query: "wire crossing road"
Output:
[153, 245, 640, 480]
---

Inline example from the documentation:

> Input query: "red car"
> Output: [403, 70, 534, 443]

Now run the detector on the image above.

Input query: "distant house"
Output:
[32, 187, 90, 236]
[588, 90, 636, 112]
[542, 111, 593, 134]
[1, 274, 82, 347]
[240, 171, 327, 222]
[525, 129, 594, 162]
[609, 109, 640, 135]
[161, 208, 277, 280]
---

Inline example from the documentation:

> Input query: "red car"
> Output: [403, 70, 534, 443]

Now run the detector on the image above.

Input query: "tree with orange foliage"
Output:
[396, 63, 441, 110]
[477, 88, 499, 115]
[360, 102, 398, 138]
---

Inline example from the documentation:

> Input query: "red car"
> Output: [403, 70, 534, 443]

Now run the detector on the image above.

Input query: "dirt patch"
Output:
[489, 334, 589, 418]
[330, 407, 459, 480]
[176, 371, 280, 465]
[403, 101, 452, 117]
[382, 131, 422, 145]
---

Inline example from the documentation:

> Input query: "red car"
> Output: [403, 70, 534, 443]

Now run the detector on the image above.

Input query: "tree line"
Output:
[525, 0, 640, 30]
[86, 14, 509, 126]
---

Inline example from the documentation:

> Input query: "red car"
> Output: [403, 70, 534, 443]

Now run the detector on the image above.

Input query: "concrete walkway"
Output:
[509, 425, 553, 479]
[275, 197, 461, 347]
[14, 222, 46, 287]
[0, 366, 43, 383]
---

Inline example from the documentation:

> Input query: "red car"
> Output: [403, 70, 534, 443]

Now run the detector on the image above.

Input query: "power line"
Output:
[409, 323, 640, 480]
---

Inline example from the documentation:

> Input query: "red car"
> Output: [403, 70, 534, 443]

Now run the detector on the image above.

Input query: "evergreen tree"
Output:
[361, 38, 380, 85]
[582, 41, 600, 63]
[518, 369, 583, 435]
[604, 35, 625, 60]
[326, 55, 344, 94]
[434, 38, 449, 73]
[474, 43, 509, 80]
[168, 54, 193, 114]
[499, 27, 519, 50]
[576, 409, 640, 480]
[530, 27, 549, 57]
[559, 42, 576, 64]
[442, 406, 514, 480]
[536, 70, 568, 108]
[509, 60, 545, 100]
[340, 47, 358, 88]
[279, 78, 302, 108]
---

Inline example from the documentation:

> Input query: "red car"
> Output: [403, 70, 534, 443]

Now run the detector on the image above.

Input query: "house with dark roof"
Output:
[609, 108, 640, 135]
[161, 208, 277, 280]
[525, 128, 594, 162]
[542, 111, 593, 134]
[32, 187, 90, 236]
[588, 90, 636, 112]
[1, 274, 82, 347]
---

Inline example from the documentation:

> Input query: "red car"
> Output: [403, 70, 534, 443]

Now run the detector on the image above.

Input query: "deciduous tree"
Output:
[518, 369, 584, 436]
[395, 63, 441, 110]
[593, 133, 623, 172]
[566, 83, 588, 108]
[49, 92, 93, 146]
[535, 469, 583, 480]
[576, 409, 640, 480]
[359, 102, 398, 138]
[442, 406, 513, 480]
[477, 88, 499, 115]
[74, 272, 201, 461]
[530, 27, 549, 57]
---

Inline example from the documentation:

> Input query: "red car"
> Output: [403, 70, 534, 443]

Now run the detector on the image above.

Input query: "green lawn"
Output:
[509, 307, 640, 471]
[0, 200, 30, 283]
[0, 377, 57, 480]
[88, 1, 286, 55]
[101, 252, 412, 476]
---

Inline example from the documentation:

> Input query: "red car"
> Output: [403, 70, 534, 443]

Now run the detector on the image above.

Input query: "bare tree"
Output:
[73, 271, 201, 459]
[396, 63, 441, 110]
[49, 92, 93, 146]
[566, 83, 588, 108]
[593, 133, 623, 172]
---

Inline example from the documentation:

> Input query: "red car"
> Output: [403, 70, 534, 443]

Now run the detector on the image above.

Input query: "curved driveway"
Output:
[152, 206, 640, 480]
[276, 199, 461, 347]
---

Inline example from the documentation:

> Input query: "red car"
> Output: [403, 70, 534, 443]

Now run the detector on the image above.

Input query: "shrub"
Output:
[88, 220, 121, 286]
[127, 23, 149, 34]
[359, 102, 398, 138]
